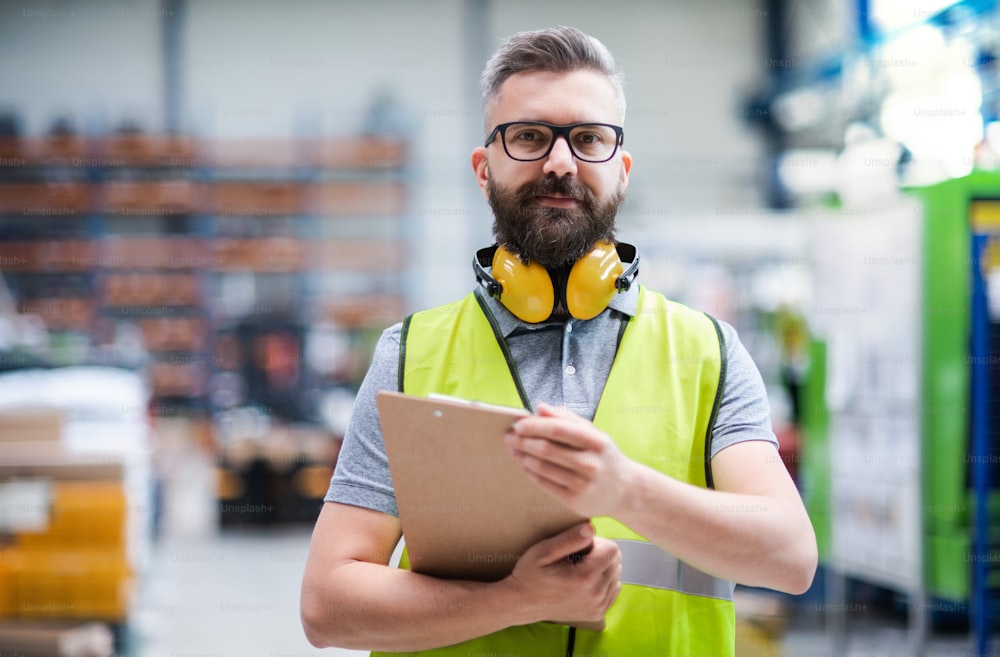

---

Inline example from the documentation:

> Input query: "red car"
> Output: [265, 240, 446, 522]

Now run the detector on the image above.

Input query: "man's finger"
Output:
[527, 522, 595, 566]
[536, 402, 575, 418]
[518, 449, 587, 488]
[512, 417, 597, 450]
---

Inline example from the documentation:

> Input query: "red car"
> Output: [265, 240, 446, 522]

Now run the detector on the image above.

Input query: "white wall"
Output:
[0, 0, 777, 310]
[0, 0, 165, 134]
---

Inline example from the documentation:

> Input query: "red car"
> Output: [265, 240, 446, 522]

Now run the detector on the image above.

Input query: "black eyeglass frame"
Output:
[484, 121, 625, 163]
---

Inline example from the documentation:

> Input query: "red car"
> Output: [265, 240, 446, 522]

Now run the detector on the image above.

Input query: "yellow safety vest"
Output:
[375, 286, 734, 657]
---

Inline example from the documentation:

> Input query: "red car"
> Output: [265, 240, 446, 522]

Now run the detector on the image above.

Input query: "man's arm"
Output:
[627, 438, 817, 593]
[300, 501, 623, 651]
[505, 404, 817, 595]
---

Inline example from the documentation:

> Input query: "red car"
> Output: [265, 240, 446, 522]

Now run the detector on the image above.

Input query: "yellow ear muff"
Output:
[492, 245, 554, 323]
[566, 240, 624, 320]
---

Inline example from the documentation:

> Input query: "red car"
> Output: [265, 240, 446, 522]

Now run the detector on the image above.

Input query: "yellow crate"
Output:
[736, 618, 782, 657]
[0, 547, 23, 616]
[13, 548, 132, 621]
[16, 481, 126, 550]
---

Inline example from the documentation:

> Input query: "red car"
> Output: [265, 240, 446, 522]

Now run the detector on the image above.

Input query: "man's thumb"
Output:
[531, 521, 594, 565]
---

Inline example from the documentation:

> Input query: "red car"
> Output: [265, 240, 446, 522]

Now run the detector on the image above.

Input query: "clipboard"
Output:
[376, 390, 589, 581]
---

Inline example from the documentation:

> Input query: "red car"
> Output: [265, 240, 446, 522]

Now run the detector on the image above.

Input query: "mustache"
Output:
[488, 172, 621, 270]
[525, 175, 588, 201]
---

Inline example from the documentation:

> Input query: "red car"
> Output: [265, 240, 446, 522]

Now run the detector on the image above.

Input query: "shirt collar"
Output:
[474, 283, 639, 338]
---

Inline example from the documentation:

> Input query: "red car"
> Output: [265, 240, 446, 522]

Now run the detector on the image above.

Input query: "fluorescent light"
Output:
[879, 70, 982, 173]
[871, 0, 960, 32]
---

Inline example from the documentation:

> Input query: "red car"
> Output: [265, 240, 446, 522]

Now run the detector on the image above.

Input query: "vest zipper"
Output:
[564, 626, 577, 657]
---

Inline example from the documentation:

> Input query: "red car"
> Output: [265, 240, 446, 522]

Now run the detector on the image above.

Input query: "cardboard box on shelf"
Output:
[0, 183, 90, 215]
[102, 180, 201, 215]
[0, 241, 96, 273]
[315, 136, 407, 169]
[734, 589, 790, 657]
[211, 181, 303, 215]
[0, 620, 114, 657]
[315, 180, 405, 215]
[0, 449, 124, 482]
[102, 134, 197, 167]
[0, 410, 65, 444]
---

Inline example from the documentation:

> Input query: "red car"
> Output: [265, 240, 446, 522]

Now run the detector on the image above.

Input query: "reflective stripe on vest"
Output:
[616, 539, 734, 601]
[381, 286, 736, 657]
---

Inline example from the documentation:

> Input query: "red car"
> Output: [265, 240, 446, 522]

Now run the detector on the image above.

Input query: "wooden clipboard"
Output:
[377, 390, 590, 580]
[377, 391, 605, 631]
[377, 391, 607, 631]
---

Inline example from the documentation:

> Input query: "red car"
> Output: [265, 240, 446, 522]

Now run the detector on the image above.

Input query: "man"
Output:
[301, 26, 817, 656]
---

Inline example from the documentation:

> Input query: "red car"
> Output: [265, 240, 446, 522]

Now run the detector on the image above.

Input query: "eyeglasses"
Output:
[485, 121, 624, 163]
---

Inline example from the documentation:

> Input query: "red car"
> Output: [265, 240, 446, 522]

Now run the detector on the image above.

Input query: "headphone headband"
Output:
[611, 242, 639, 292]
[473, 247, 504, 297]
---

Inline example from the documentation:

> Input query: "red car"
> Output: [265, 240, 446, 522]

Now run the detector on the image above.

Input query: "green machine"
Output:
[802, 171, 1000, 646]
[911, 171, 1000, 604]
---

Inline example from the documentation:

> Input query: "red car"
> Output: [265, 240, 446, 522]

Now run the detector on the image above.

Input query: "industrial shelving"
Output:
[0, 132, 411, 414]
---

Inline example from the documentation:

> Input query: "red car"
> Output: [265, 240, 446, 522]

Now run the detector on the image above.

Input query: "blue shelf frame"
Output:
[970, 232, 995, 656]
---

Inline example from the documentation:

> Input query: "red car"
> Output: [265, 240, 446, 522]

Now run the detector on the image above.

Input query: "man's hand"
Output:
[505, 403, 636, 518]
[503, 521, 622, 626]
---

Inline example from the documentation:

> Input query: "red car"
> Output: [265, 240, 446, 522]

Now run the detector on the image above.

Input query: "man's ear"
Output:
[620, 150, 633, 191]
[471, 147, 490, 198]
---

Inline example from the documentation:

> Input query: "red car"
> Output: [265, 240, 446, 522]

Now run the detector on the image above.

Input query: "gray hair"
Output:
[480, 26, 626, 132]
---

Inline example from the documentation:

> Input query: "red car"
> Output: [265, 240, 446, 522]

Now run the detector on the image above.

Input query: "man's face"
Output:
[471, 69, 632, 269]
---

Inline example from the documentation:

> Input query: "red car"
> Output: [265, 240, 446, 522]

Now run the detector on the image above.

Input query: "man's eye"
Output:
[513, 130, 544, 142]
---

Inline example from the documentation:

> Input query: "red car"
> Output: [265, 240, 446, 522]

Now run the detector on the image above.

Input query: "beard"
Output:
[487, 173, 624, 269]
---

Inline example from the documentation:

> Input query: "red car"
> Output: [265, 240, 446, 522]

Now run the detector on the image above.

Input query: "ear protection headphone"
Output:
[473, 241, 639, 323]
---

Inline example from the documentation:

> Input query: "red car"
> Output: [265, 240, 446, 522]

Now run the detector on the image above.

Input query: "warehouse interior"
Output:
[0, 0, 999, 655]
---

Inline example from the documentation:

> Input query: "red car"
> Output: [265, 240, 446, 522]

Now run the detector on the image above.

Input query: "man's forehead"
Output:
[488, 69, 621, 124]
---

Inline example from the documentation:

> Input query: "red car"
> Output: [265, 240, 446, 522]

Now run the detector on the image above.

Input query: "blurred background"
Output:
[0, 0, 998, 655]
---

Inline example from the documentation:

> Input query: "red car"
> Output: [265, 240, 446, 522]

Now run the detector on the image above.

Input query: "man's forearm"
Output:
[302, 561, 525, 651]
[618, 462, 817, 594]
[302, 505, 620, 651]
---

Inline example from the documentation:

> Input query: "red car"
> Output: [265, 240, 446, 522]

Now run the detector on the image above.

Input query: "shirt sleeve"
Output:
[323, 323, 402, 516]
[710, 320, 780, 458]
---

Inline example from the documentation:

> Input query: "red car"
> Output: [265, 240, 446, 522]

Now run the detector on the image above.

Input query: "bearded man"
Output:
[301, 25, 817, 657]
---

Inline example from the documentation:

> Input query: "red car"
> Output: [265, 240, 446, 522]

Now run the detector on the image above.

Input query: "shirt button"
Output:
[566, 323, 573, 333]
[565, 365, 576, 375]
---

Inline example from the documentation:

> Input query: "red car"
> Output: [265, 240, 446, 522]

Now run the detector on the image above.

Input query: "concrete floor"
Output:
[132, 528, 364, 657]
[129, 420, 365, 657]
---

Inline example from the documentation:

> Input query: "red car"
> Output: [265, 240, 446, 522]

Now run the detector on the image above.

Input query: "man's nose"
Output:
[542, 136, 577, 177]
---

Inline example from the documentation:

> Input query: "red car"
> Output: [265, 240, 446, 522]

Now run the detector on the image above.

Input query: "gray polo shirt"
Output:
[325, 285, 778, 516]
